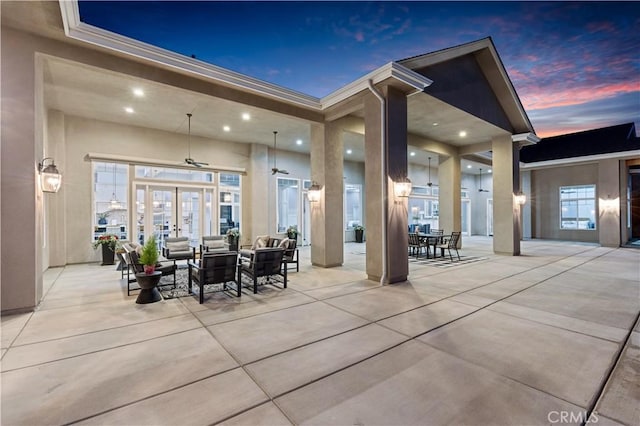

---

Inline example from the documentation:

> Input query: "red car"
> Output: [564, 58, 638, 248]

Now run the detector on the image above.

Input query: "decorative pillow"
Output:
[278, 238, 290, 249]
[167, 241, 190, 252]
[206, 240, 225, 249]
[252, 235, 270, 250]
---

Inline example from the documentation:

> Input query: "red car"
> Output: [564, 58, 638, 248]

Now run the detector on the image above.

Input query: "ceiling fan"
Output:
[184, 113, 209, 168]
[271, 131, 289, 175]
[478, 168, 490, 192]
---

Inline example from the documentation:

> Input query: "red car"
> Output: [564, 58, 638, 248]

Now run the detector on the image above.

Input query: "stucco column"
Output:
[364, 86, 409, 283]
[437, 154, 461, 243]
[598, 159, 621, 247]
[521, 169, 532, 240]
[492, 134, 520, 255]
[310, 122, 344, 267]
[1, 30, 41, 312]
[246, 143, 269, 246]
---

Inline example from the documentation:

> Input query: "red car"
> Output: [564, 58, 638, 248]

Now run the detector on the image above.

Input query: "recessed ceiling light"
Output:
[296, 139, 303, 145]
[432, 122, 439, 126]
[488, 169, 492, 173]
[124, 107, 134, 114]
[410, 152, 416, 156]
[467, 165, 472, 169]
[241, 113, 251, 121]
[459, 131, 467, 137]
[132, 88, 144, 97]
[223, 125, 231, 132]
[346, 149, 352, 154]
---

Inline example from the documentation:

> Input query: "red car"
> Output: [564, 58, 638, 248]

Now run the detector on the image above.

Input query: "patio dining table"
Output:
[418, 233, 445, 259]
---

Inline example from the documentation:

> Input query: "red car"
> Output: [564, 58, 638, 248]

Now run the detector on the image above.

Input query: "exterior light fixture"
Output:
[38, 157, 62, 193]
[515, 191, 527, 205]
[308, 182, 322, 202]
[394, 177, 412, 198]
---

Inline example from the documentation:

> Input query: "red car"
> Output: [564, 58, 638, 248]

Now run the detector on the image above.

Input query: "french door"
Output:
[134, 184, 215, 248]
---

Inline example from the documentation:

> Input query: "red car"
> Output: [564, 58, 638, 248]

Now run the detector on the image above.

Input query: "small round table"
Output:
[135, 271, 162, 304]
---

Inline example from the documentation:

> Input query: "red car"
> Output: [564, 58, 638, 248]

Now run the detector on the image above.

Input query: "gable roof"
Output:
[520, 123, 640, 163]
[398, 37, 534, 135]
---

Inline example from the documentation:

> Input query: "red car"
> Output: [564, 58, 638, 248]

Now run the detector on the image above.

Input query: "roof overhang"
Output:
[513, 132, 540, 147]
[59, 1, 431, 114]
[521, 150, 640, 170]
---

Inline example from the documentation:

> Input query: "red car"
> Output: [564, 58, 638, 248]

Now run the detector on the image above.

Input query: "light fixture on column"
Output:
[394, 176, 412, 198]
[308, 182, 322, 202]
[38, 157, 62, 193]
[109, 163, 121, 209]
[514, 191, 526, 205]
[427, 156, 433, 187]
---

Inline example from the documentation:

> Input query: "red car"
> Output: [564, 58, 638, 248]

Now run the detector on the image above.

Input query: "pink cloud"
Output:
[522, 82, 640, 110]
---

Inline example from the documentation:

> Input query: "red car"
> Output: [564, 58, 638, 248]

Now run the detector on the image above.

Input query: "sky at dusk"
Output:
[78, 1, 639, 138]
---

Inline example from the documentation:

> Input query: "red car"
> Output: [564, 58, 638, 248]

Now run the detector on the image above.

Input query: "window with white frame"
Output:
[93, 162, 128, 241]
[277, 178, 299, 233]
[560, 185, 596, 230]
[344, 184, 362, 229]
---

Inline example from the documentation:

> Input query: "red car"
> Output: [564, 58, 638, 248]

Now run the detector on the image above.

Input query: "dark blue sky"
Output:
[79, 1, 639, 137]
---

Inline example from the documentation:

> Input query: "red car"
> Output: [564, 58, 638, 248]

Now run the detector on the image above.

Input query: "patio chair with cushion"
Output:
[278, 238, 299, 272]
[238, 247, 286, 294]
[162, 237, 195, 265]
[239, 235, 281, 260]
[188, 252, 240, 303]
[436, 231, 462, 261]
[199, 235, 228, 258]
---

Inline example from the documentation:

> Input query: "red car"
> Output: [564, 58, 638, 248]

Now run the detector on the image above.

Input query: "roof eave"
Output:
[59, 0, 322, 110]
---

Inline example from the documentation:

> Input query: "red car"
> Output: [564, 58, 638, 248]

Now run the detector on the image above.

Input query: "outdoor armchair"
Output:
[188, 252, 240, 303]
[238, 247, 286, 294]
[162, 237, 195, 265]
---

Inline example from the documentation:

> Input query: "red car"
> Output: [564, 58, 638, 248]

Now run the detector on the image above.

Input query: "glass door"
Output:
[487, 199, 494, 236]
[179, 189, 200, 247]
[151, 188, 175, 248]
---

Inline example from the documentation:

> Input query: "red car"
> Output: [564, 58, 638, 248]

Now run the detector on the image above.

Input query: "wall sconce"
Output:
[394, 177, 412, 198]
[38, 157, 62, 193]
[514, 191, 526, 206]
[308, 182, 322, 202]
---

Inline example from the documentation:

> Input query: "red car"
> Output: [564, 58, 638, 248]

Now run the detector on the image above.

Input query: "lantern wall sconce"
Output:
[394, 177, 412, 198]
[308, 182, 322, 202]
[38, 157, 62, 193]
[514, 191, 527, 205]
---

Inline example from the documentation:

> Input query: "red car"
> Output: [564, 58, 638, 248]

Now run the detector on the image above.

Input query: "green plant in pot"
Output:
[286, 225, 298, 240]
[354, 225, 365, 243]
[139, 235, 159, 274]
[226, 228, 240, 251]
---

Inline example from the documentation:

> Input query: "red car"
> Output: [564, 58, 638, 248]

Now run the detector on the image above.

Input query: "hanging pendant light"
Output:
[109, 163, 121, 209]
[427, 156, 433, 187]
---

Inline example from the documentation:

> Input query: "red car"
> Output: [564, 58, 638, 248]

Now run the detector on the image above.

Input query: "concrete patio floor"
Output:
[1, 237, 639, 425]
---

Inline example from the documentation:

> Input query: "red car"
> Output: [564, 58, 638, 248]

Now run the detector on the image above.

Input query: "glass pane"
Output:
[135, 166, 213, 183]
[94, 162, 128, 241]
[277, 178, 299, 233]
[136, 188, 145, 244]
[219, 173, 240, 187]
[345, 184, 362, 229]
[152, 190, 172, 247]
[180, 190, 200, 246]
[204, 191, 213, 236]
[219, 188, 240, 235]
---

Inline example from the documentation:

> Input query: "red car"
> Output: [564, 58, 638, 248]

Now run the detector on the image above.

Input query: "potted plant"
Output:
[97, 212, 108, 225]
[226, 228, 240, 252]
[93, 233, 120, 265]
[286, 225, 298, 241]
[139, 235, 159, 274]
[354, 225, 365, 243]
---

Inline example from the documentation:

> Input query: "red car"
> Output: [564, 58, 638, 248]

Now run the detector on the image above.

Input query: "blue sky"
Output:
[79, 1, 639, 137]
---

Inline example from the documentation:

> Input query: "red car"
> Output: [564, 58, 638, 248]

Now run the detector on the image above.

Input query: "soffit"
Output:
[43, 57, 312, 153]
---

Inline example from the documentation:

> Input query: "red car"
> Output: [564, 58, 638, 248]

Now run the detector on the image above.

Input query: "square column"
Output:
[246, 143, 269, 246]
[492, 134, 521, 255]
[364, 86, 409, 283]
[598, 159, 621, 247]
[310, 122, 344, 267]
[437, 154, 461, 241]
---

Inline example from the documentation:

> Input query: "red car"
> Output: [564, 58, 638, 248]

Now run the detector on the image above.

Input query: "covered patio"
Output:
[2, 238, 638, 425]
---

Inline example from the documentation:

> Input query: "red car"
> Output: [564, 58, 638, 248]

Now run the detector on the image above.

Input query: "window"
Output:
[344, 184, 362, 229]
[277, 178, 299, 233]
[560, 185, 596, 230]
[93, 162, 128, 240]
[135, 166, 213, 182]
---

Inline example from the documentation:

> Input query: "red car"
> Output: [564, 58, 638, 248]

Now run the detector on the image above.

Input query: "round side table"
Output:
[135, 271, 162, 304]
